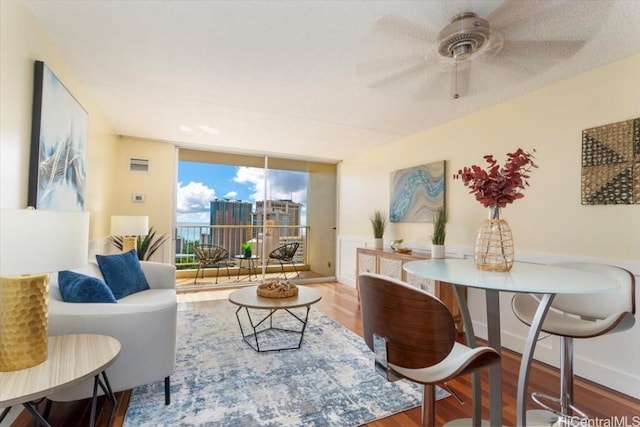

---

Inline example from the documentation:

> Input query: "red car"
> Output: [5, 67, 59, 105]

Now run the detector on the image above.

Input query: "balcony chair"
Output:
[511, 262, 636, 425]
[193, 244, 231, 284]
[268, 242, 300, 279]
[358, 273, 501, 427]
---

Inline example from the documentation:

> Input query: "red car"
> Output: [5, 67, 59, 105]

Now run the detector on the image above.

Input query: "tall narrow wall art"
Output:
[28, 60, 88, 211]
[581, 118, 640, 205]
[389, 161, 445, 223]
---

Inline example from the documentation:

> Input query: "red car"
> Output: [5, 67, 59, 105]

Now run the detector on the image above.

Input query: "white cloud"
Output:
[175, 168, 309, 224]
[176, 181, 215, 223]
[234, 167, 307, 205]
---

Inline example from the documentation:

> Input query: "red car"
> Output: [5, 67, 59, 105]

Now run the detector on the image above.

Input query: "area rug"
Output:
[124, 301, 448, 426]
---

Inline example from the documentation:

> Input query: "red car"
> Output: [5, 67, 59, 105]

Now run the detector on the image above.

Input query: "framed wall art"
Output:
[581, 117, 639, 205]
[389, 160, 445, 223]
[28, 60, 88, 211]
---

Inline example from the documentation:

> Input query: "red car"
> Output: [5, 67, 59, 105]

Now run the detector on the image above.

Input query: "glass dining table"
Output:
[403, 258, 620, 426]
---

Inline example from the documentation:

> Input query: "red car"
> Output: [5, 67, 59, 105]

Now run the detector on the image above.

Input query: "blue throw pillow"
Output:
[96, 250, 150, 299]
[58, 270, 117, 303]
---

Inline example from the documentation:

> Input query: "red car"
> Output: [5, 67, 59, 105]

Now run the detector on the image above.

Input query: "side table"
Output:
[234, 254, 260, 280]
[0, 334, 120, 427]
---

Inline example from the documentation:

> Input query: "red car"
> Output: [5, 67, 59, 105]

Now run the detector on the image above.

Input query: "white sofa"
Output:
[47, 261, 177, 404]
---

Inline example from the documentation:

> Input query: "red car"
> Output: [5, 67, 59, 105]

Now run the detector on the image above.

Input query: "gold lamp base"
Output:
[122, 236, 138, 253]
[0, 274, 49, 371]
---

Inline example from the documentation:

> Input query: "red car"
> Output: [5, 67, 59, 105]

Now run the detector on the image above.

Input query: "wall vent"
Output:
[129, 158, 149, 173]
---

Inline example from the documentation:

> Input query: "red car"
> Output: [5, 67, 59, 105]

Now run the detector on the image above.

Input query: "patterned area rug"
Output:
[124, 301, 448, 426]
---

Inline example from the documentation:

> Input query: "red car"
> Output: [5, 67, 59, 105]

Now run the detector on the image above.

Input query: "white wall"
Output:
[337, 54, 640, 399]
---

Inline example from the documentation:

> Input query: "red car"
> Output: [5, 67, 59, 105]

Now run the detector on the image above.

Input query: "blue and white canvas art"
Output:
[28, 61, 87, 211]
[389, 161, 445, 223]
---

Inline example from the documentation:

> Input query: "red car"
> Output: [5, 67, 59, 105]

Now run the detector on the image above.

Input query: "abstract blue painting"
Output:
[28, 61, 87, 211]
[389, 161, 445, 223]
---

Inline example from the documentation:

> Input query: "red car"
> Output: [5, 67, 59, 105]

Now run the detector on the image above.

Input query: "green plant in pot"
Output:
[111, 226, 169, 261]
[242, 241, 252, 257]
[369, 210, 388, 250]
[430, 210, 447, 259]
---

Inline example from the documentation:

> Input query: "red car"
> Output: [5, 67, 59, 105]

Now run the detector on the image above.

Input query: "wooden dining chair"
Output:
[358, 273, 501, 427]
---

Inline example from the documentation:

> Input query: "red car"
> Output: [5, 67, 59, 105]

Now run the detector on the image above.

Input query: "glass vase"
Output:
[473, 206, 514, 272]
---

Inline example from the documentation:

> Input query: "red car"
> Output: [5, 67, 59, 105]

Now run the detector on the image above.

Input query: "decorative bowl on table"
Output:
[256, 280, 298, 298]
[395, 247, 412, 254]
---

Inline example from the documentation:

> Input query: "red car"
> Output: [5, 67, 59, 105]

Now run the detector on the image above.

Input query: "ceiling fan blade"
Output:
[491, 0, 614, 41]
[357, 53, 427, 77]
[366, 61, 431, 89]
[500, 40, 586, 60]
[413, 68, 450, 100]
[485, 0, 551, 32]
[372, 14, 437, 43]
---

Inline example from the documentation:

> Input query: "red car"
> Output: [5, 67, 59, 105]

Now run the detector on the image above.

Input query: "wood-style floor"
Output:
[10, 282, 640, 426]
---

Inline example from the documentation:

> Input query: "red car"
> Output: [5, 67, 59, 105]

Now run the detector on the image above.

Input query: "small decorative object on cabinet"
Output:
[390, 239, 403, 252]
[455, 148, 537, 272]
[430, 209, 447, 259]
[355, 247, 463, 331]
[369, 210, 388, 249]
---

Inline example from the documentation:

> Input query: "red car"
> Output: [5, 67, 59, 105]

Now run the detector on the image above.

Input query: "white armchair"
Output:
[47, 261, 177, 405]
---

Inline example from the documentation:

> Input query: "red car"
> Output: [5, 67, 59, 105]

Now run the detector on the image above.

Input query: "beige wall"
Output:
[338, 54, 640, 262]
[0, 0, 118, 240]
[111, 137, 177, 261]
[337, 54, 640, 399]
[305, 163, 337, 276]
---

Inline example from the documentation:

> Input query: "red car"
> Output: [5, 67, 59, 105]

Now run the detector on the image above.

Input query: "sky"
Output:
[177, 161, 308, 224]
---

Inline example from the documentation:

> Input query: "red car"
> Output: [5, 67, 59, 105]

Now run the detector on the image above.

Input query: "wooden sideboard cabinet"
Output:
[355, 247, 464, 331]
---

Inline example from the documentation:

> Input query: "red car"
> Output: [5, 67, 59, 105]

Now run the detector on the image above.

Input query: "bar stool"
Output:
[511, 262, 635, 425]
[359, 273, 501, 427]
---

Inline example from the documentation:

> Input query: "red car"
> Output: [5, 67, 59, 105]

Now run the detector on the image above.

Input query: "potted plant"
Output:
[369, 210, 388, 250]
[111, 226, 169, 261]
[430, 210, 447, 259]
[242, 241, 252, 258]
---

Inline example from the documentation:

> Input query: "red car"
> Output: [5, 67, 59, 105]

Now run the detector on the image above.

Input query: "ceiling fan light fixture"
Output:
[451, 41, 474, 60]
[438, 12, 490, 60]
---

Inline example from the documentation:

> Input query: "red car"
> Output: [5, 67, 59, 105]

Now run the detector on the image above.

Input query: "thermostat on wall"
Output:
[132, 193, 145, 203]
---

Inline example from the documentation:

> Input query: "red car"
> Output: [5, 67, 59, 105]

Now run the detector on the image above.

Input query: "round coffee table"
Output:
[228, 285, 322, 352]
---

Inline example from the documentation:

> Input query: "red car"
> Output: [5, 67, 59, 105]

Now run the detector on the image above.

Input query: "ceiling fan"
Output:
[359, 1, 610, 100]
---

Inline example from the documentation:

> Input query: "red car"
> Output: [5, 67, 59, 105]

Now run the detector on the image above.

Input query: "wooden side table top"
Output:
[0, 334, 120, 407]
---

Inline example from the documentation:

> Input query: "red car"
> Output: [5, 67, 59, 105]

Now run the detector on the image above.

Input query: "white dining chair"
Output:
[511, 262, 635, 425]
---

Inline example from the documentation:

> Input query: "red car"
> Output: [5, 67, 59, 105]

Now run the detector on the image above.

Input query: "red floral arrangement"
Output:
[454, 148, 537, 208]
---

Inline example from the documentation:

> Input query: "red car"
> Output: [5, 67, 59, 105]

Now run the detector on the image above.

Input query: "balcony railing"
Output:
[175, 224, 309, 272]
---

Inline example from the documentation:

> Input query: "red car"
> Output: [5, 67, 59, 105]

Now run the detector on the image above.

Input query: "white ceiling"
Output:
[24, 0, 640, 163]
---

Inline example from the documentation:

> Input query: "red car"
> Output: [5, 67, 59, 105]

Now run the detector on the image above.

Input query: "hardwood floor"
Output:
[10, 281, 640, 426]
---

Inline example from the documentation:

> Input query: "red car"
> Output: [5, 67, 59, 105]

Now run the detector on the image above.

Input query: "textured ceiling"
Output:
[24, 0, 640, 163]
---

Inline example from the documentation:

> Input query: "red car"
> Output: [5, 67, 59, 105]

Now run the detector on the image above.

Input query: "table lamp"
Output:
[0, 209, 89, 371]
[110, 215, 149, 252]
